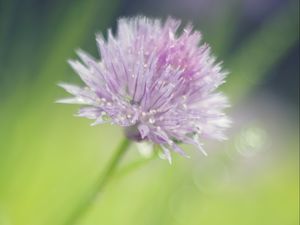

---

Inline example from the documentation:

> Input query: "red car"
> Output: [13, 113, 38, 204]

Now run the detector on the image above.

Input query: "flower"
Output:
[58, 16, 231, 163]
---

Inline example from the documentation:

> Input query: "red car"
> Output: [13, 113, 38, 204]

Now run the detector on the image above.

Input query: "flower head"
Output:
[58, 16, 230, 162]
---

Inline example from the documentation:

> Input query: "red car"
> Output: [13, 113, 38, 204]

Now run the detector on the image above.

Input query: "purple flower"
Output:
[58, 16, 230, 162]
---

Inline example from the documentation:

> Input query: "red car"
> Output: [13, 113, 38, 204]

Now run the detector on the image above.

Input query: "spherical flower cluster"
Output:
[58, 16, 230, 162]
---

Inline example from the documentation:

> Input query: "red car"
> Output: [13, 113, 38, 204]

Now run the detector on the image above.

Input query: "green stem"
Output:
[64, 138, 131, 225]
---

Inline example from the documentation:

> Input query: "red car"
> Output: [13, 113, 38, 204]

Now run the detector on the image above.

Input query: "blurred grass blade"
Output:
[33, 0, 120, 94]
[206, 0, 242, 56]
[223, 2, 299, 102]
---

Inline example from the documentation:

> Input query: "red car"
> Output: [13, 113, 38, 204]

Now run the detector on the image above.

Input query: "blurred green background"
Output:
[0, 0, 299, 225]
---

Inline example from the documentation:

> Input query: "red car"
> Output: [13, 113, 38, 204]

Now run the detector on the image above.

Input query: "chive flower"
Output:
[58, 16, 231, 162]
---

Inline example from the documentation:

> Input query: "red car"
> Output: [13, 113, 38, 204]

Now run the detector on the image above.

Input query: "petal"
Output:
[56, 97, 88, 104]
[58, 83, 82, 95]
[138, 124, 150, 139]
[75, 107, 102, 119]
[161, 145, 172, 164]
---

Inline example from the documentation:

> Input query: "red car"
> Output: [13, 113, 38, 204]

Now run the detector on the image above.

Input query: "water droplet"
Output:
[101, 112, 110, 121]
[167, 140, 174, 145]
[148, 117, 155, 124]
[123, 94, 132, 103]
[149, 109, 157, 114]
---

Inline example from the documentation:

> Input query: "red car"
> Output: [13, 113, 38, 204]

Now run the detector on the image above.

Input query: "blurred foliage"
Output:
[0, 0, 299, 225]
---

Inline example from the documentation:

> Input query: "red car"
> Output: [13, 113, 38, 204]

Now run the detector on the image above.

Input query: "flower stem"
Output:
[64, 138, 131, 225]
